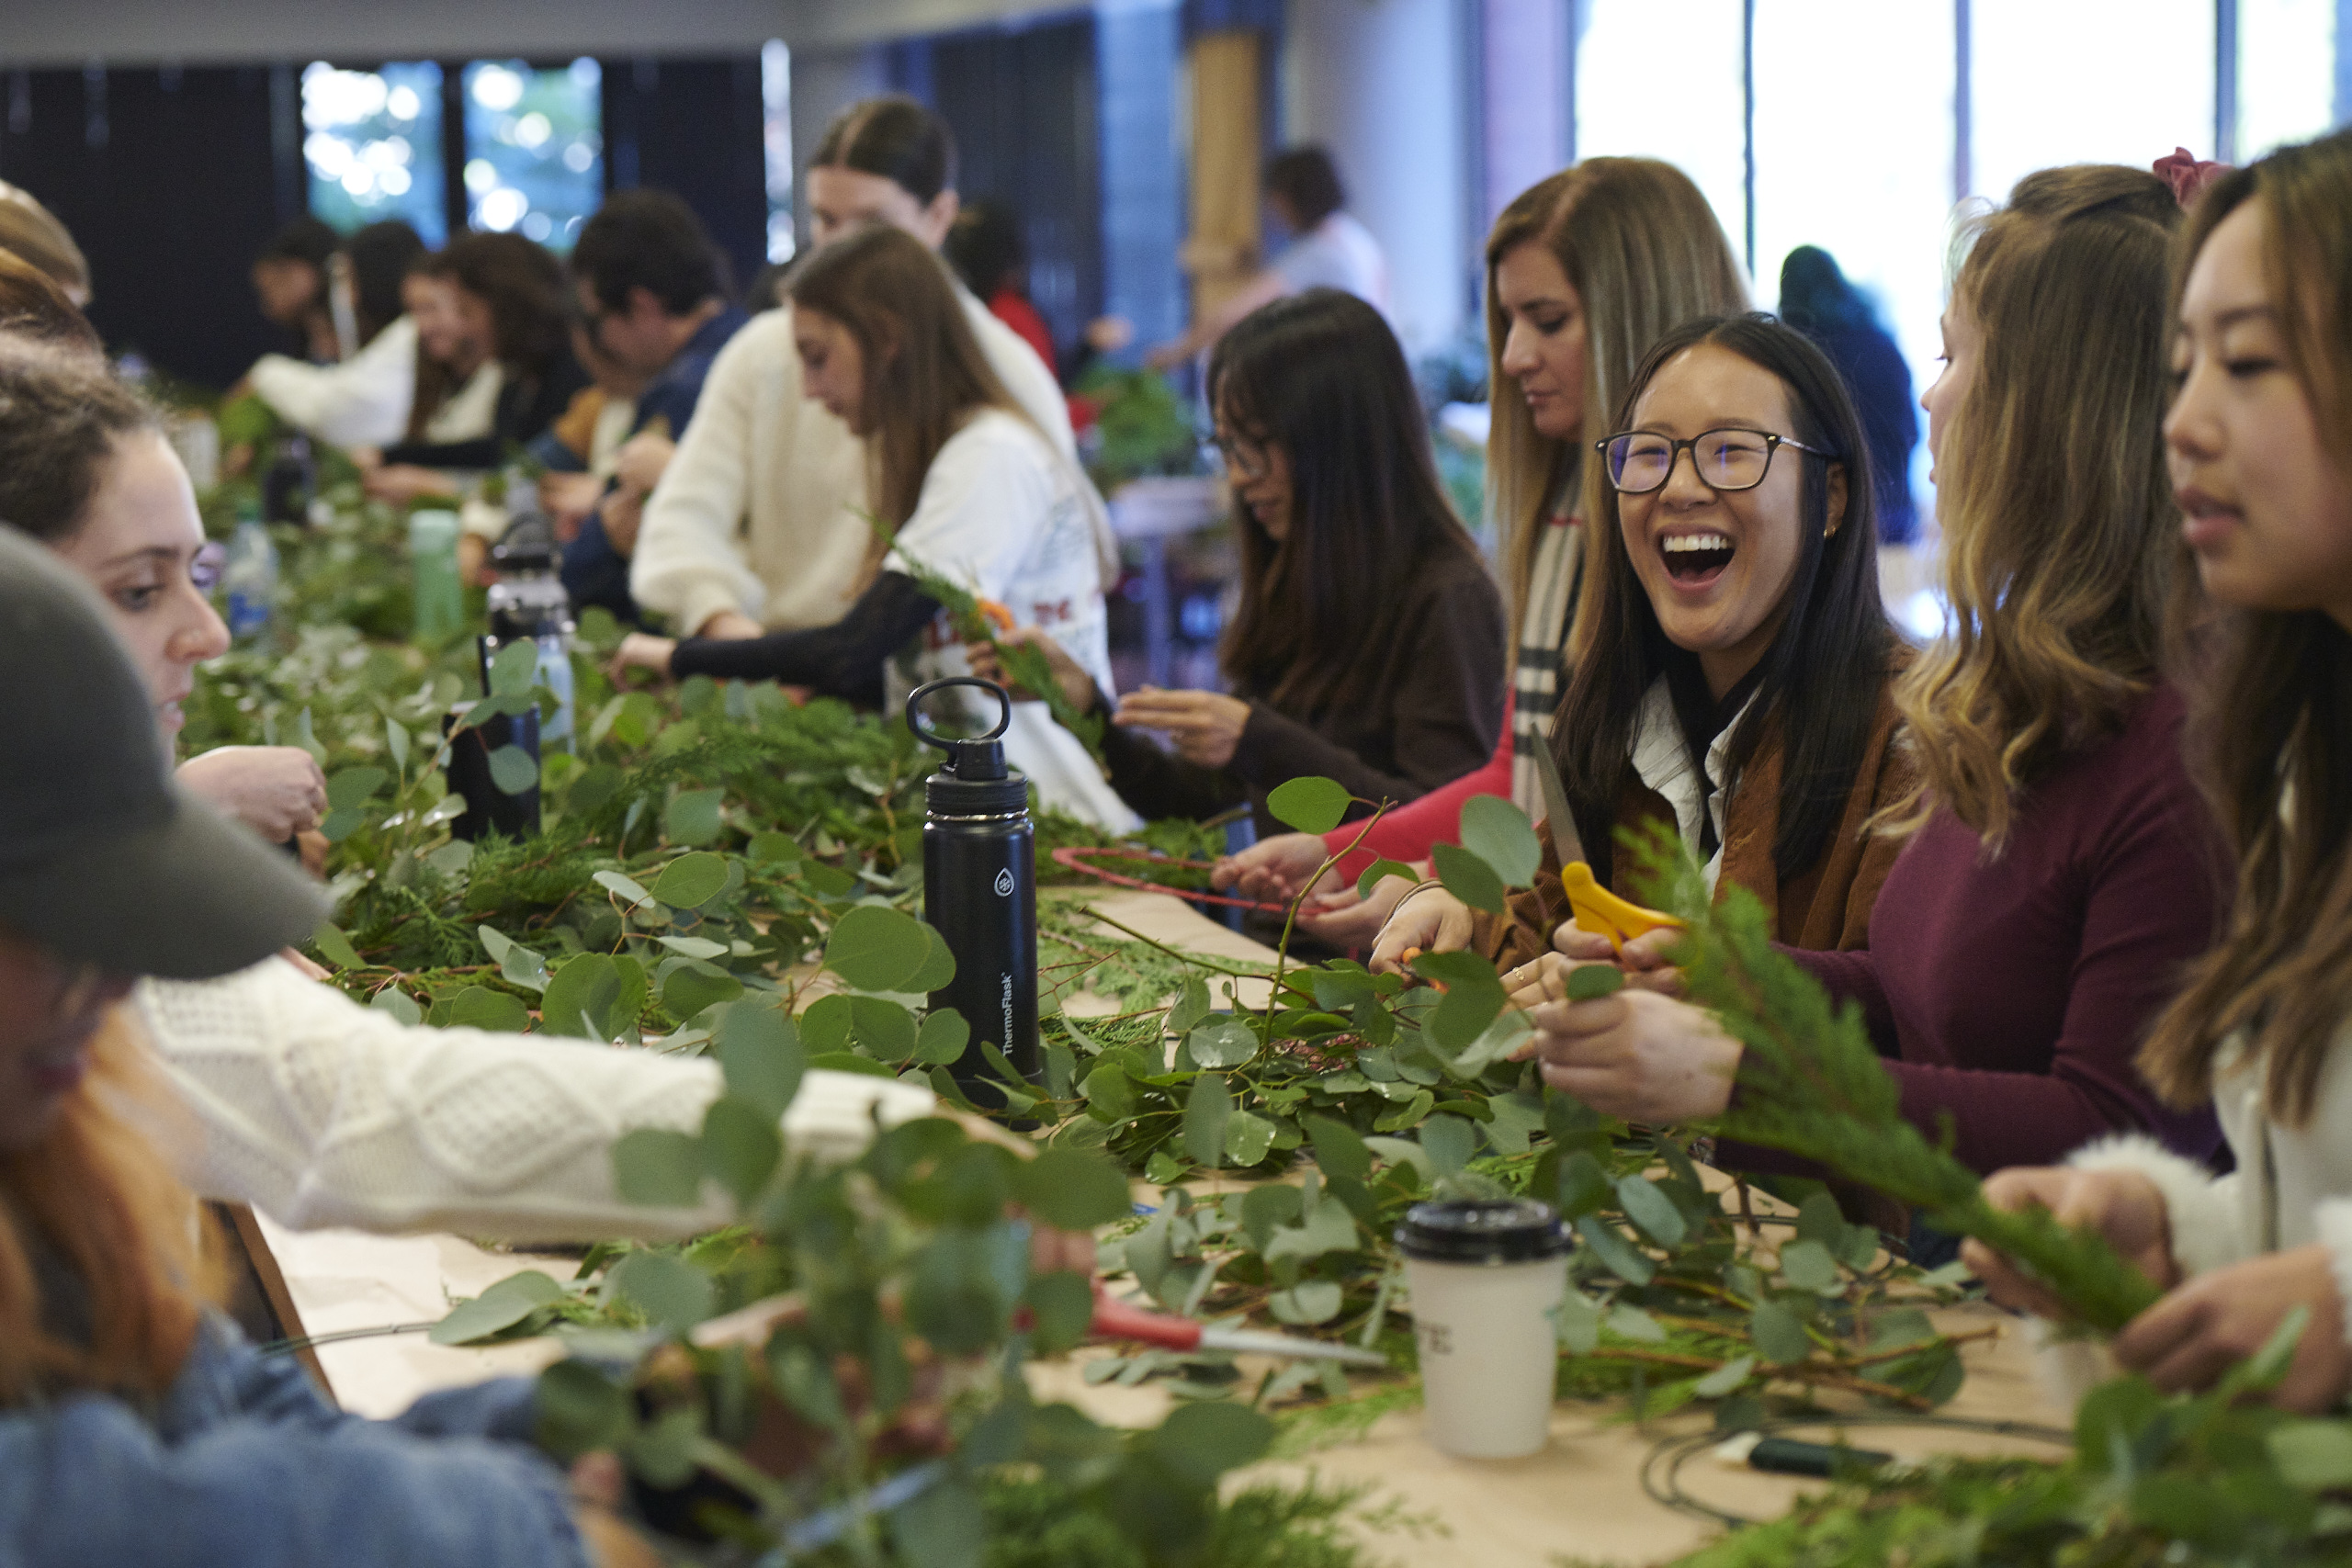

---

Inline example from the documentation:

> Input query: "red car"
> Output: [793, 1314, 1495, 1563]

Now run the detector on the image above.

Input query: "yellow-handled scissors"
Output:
[1530, 740, 1685, 953]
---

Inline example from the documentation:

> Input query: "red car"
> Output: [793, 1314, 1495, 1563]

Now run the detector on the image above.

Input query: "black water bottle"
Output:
[909, 678, 1036, 1110]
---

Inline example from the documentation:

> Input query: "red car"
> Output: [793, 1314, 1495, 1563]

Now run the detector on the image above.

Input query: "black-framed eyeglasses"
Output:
[1213, 434, 1271, 482]
[1594, 427, 1831, 495]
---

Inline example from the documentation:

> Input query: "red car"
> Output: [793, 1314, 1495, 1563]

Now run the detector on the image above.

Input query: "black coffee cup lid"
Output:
[1393, 1198, 1571, 1264]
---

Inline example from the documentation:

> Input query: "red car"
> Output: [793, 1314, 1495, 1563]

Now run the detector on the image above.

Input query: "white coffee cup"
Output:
[1395, 1197, 1571, 1459]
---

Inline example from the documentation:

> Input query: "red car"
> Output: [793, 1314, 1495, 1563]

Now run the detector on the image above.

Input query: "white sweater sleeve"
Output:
[633, 313, 783, 637]
[246, 318, 419, 451]
[2070, 1133, 2248, 1278]
[136, 959, 936, 1245]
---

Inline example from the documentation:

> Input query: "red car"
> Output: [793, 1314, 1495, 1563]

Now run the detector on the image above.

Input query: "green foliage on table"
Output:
[1071, 367, 1203, 494]
[1659, 1311, 2352, 1567]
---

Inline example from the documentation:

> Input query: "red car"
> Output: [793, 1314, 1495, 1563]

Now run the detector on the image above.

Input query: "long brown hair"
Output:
[1879, 166, 2181, 847]
[405, 232, 571, 440]
[2142, 130, 2352, 1126]
[786, 224, 1033, 532]
[0, 1009, 215, 1403]
[1483, 161, 1749, 653]
[1210, 288, 1485, 714]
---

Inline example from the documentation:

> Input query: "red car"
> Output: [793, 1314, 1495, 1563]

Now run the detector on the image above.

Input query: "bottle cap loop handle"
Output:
[907, 677, 1013, 780]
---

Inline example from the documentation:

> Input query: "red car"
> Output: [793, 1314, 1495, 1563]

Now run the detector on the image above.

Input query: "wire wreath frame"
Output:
[1047, 845, 1295, 914]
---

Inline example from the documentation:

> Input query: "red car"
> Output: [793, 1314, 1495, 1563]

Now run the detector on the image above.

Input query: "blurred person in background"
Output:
[557, 189, 749, 623]
[354, 232, 586, 506]
[1147, 144, 1390, 367]
[1778, 245, 1920, 546]
[243, 220, 427, 451]
[246, 217, 341, 365]
[631, 95, 1105, 646]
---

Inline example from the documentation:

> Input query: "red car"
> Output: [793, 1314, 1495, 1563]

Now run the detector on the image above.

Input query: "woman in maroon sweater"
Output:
[1521, 164, 2224, 1179]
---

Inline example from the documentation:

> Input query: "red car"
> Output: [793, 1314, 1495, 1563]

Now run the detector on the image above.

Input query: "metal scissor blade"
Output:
[1529, 732, 1587, 868]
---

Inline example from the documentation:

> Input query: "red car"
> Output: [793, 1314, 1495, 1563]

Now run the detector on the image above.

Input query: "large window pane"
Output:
[1573, 0, 1749, 276]
[462, 58, 603, 251]
[302, 62, 446, 246]
[762, 39, 796, 264]
[1752, 0, 1952, 475]
[1970, 0, 2213, 206]
[2240, 0, 2340, 157]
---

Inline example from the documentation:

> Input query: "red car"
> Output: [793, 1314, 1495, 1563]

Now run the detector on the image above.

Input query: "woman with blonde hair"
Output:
[1216, 159, 1748, 932]
[1508, 166, 2224, 1198]
[1972, 129, 2352, 1408]
[611, 223, 1127, 827]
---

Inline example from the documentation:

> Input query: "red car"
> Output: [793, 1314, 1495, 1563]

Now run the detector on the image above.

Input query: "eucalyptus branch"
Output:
[1264, 797, 1394, 1026]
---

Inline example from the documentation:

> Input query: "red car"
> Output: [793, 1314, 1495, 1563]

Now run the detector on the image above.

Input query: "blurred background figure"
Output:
[1147, 143, 1387, 367]
[243, 220, 426, 451]
[945, 197, 1131, 418]
[1778, 244, 1919, 546]
[248, 217, 342, 364]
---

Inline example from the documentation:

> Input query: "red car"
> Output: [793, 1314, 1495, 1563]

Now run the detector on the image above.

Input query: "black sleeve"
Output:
[1098, 717, 1249, 823]
[379, 352, 587, 469]
[376, 435, 503, 469]
[668, 571, 941, 706]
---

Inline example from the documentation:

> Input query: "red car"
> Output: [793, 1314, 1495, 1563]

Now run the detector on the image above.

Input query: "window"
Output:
[1751, 0, 1953, 440]
[301, 62, 447, 245]
[1573, 0, 1750, 273]
[461, 58, 603, 251]
[762, 39, 796, 264]
[1969, 0, 2214, 205]
[2239, 0, 2339, 157]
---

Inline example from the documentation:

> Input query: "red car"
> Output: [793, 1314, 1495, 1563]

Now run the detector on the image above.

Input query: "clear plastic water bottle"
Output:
[222, 513, 278, 644]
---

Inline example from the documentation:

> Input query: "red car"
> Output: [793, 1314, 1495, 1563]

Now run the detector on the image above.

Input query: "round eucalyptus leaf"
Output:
[1458, 793, 1544, 887]
[486, 744, 538, 797]
[664, 788, 725, 847]
[822, 904, 931, 992]
[1265, 775, 1351, 835]
[447, 985, 529, 1034]
[649, 852, 728, 909]
[428, 1269, 564, 1346]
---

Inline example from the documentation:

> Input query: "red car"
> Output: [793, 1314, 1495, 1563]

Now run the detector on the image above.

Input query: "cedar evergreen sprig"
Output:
[871, 523, 1108, 762]
[1624, 825, 2166, 1334]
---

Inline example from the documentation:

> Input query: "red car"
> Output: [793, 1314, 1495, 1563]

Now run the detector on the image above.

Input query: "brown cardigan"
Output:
[1474, 684, 1913, 969]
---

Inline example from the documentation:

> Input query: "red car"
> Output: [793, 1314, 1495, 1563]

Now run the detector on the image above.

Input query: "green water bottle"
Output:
[409, 508, 464, 643]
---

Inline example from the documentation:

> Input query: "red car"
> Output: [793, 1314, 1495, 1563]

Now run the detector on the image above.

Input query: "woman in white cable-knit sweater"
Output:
[1966, 130, 2352, 1412]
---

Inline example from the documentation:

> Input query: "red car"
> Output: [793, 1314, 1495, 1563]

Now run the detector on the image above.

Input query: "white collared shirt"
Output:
[1626, 675, 1757, 895]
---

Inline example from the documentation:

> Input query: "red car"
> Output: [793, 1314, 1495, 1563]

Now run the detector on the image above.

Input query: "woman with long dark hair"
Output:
[1374, 313, 1909, 977]
[996, 287, 1506, 834]
[246, 219, 427, 451]
[356, 231, 586, 504]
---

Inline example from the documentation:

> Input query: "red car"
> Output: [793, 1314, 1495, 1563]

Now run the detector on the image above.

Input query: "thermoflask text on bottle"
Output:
[908, 678, 1037, 1110]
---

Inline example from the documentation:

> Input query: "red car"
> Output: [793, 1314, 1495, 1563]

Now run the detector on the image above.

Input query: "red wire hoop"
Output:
[1047, 845, 1295, 914]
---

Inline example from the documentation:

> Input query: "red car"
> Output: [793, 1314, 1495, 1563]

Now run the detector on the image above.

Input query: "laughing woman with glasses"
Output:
[1373, 312, 1911, 988]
